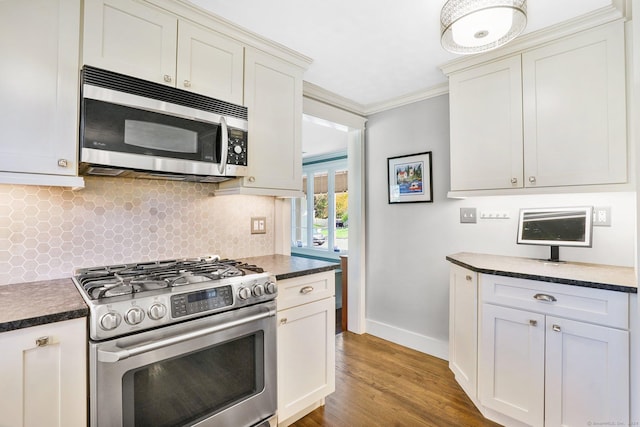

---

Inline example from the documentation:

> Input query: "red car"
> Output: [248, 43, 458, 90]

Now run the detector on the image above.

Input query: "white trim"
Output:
[366, 319, 449, 361]
[0, 172, 85, 189]
[364, 83, 450, 115]
[304, 81, 450, 116]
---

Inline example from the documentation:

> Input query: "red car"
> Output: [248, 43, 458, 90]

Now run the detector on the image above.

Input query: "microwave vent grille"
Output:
[82, 66, 248, 121]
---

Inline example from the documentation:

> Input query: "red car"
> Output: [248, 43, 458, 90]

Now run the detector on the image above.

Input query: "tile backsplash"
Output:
[0, 177, 276, 285]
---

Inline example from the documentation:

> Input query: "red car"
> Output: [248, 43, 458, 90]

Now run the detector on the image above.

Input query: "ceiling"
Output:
[188, 0, 612, 108]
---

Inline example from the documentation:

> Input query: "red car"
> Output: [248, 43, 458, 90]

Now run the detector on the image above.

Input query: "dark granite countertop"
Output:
[447, 252, 637, 294]
[0, 278, 88, 333]
[240, 254, 339, 280]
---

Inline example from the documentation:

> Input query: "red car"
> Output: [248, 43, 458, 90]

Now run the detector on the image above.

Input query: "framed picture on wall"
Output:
[387, 151, 433, 204]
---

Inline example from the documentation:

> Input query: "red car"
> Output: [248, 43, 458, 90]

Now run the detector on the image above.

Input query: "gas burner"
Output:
[74, 256, 265, 300]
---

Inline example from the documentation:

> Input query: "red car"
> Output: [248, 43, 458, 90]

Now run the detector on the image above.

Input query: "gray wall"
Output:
[365, 94, 636, 359]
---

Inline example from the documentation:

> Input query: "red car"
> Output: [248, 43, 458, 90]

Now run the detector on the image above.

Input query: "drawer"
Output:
[276, 271, 335, 311]
[480, 274, 629, 329]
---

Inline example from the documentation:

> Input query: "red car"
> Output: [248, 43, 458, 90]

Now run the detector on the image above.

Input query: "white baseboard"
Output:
[365, 319, 449, 361]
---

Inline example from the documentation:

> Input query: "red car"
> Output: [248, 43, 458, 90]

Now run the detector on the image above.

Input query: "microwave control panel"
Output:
[227, 128, 247, 166]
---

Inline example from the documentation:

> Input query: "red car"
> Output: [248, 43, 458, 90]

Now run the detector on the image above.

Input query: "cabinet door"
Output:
[176, 21, 244, 104]
[0, 318, 87, 427]
[479, 304, 545, 426]
[522, 22, 627, 187]
[545, 316, 629, 427]
[277, 297, 335, 424]
[0, 0, 80, 178]
[449, 55, 523, 191]
[448, 265, 477, 399]
[83, 0, 177, 86]
[233, 47, 303, 193]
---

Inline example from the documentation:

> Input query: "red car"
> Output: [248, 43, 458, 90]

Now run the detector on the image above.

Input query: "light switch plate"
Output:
[460, 208, 477, 224]
[251, 217, 266, 234]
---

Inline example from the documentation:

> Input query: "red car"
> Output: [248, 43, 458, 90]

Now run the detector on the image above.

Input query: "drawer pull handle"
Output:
[36, 336, 50, 347]
[552, 324, 561, 332]
[300, 286, 314, 294]
[534, 293, 557, 303]
[465, 275, 472, 281]
[529, 320, 538, 327]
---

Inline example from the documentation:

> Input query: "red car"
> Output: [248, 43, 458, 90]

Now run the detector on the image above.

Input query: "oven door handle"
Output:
[97, 310, 274, 363]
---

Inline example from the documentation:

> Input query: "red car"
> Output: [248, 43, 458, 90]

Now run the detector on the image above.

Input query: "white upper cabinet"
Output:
[0, 0, 84, 187]
[449, 56, 523, 191]
[83, 0, 244, 104]
[83, 0, 177, 86]
[176, 20, 244, 104]
[522, 23, 627, 188]
[217, 47, 304, 196]
[446, 21, 627, 193]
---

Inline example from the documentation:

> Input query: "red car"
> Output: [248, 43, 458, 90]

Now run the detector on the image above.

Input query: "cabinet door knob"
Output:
[248, 176, 256, 183]
[510, 177, 518, 184]
[279, 318, 287, 325]
[534, 293, 557, 303]
[183, 80, 191, 88]
[36, 336, 50, 347]
[163, 74, 172, 83]
[528, 176, 536, 184]
[57, 159, 68, 168]
[552, 324, 561, 332]
[300, 286, 314, 294]
[529, 320, 538, 327]
[465, 275, 472, 281]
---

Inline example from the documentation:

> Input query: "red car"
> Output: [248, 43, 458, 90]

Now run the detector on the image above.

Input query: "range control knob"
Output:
[148, 303, 167, 320]
[252, 284, 265, 297]
[100, 312, 122, 331]
[265, 282, 277, 294]
[124, 307, 145, 325]
[238, 287, 252, 300]
[233, 144, 243, 155]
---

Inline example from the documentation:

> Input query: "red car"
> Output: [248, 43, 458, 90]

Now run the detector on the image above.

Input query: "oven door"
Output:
[90, 302, 276, 427]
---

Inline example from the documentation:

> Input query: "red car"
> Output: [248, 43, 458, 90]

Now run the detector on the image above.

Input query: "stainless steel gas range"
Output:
[72, 256, 278, 427]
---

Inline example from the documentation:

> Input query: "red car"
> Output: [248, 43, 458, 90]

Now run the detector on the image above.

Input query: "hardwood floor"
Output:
[291, 332, 501, 427]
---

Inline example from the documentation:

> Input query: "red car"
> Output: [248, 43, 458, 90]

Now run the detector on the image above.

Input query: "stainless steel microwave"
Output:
[79, 66, 248, 183]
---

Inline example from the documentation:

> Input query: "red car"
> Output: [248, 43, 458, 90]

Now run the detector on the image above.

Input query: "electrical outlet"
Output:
[460, 207, 477, 224]
[251, 217, 266, 234]
[593, 206, 611, 227]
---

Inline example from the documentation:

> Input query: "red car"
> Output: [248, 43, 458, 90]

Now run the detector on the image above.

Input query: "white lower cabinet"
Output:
[0, 318, 87, 427]
[478, 275, 629, 427]
[479, 304, 547, 426]
[448, 265, 478, 399]
[449, 264, 631, 427]
[544, 316, 629, 427]
[276, 271, 335, 426]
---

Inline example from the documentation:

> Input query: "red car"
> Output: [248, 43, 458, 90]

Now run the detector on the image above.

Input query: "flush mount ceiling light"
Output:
[440, 0, 527, 55]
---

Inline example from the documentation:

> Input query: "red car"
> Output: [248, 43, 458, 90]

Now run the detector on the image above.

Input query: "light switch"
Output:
[251, 217, 266, 234]
[460, 208, 477, 224]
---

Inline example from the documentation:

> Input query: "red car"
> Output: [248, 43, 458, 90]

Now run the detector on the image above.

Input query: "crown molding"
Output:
[303, 80, 451, 116]
[440, 3, 627, 76]
[303, 81, 368, 116]
[363, 83, 450, 115]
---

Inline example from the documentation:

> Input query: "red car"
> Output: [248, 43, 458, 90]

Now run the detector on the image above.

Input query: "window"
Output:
[292, 158, 348, 257]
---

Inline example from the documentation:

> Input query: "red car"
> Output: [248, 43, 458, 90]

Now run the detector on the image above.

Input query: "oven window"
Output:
[122, 333, 264, 427]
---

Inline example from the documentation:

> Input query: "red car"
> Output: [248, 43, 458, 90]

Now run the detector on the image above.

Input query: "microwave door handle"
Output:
[218, 116, 228, 175]
[96, 309, 274, 363]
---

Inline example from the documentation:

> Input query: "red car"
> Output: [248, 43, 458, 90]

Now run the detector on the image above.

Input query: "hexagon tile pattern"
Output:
[0, 177, 276, 285]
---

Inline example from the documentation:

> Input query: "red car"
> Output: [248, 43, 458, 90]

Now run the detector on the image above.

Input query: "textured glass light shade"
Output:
[441, 0, 527, 54]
